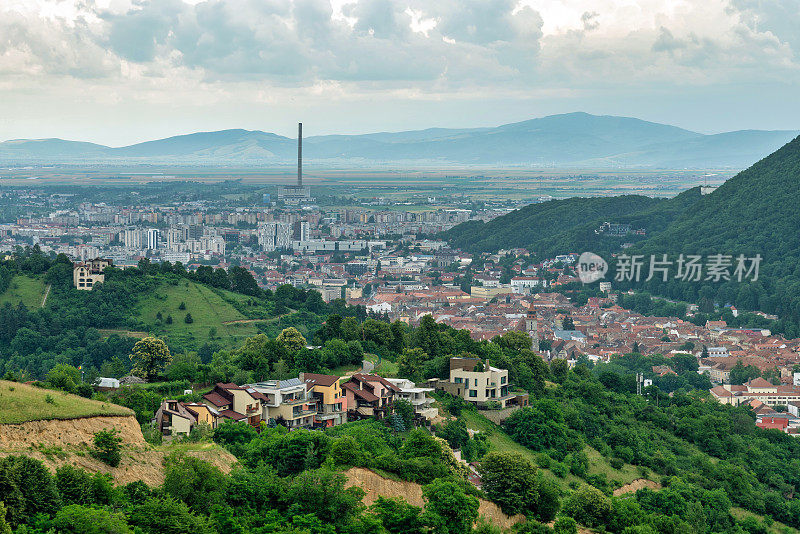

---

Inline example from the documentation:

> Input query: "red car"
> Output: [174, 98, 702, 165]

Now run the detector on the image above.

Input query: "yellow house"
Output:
[302, 373, 347, 427]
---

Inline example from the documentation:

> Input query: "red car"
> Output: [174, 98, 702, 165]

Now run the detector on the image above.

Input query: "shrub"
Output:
[91, 428, 122, 467]
[554, 516, 578, 534]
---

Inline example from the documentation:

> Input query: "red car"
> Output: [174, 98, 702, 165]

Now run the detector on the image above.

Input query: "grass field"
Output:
[137, 280, 262, 345]
[460, 409, 644, 491]
[0, 380, 132, 424]
[0, 275, 47, 308]
[731, 508, 800, 534]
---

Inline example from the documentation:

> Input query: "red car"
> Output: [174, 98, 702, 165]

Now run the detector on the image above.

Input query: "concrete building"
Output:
[247, 378, 316, 429]
[385, 378, 438, 421]
[432, 357, 524, 409]
[73, 258, 112, 290]
[302, 373, 347, 427]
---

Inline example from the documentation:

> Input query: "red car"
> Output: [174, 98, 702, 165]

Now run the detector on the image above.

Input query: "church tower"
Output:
[525, 303, 539, 349]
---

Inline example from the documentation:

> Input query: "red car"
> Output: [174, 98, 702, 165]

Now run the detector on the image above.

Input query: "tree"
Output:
[392, 399, 415, 430]
[562, 485, 611, 528]
[551, 359, 568, 383]
[0, 502, 11, 534]
[421, 479, 479, 534]
[438, 419, 469, 450]
[92, 428, 123, 467]
[277, 327, 307, 353]
[184, 312, 193, 324]
[479, 452, 539, 517]
[370, 497, 426, 534]
[730, 361, 761, 385]
[129, 336, 171, 380]
[163, 455, 227, 513]
[398, 348, 428, 381]
[51, 504, 132, 534]
[46, 363, 81, 393]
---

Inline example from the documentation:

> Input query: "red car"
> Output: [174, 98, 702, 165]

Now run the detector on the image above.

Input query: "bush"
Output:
[554, 516, 578, 534]
[610, 457, 625, 470]
[91, 428, 122, 467]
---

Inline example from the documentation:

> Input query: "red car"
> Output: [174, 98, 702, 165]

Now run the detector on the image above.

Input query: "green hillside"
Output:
[625, 135, 800, 333]
[0, 379, 131, 424]
[0, 275, 47, 308]
[443, 190, 701, 256]
[135, 279, 262, 346]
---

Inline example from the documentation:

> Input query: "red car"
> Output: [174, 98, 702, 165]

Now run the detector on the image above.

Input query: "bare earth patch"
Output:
[613, 478, 661, 496]
[343, 467, 524, 530]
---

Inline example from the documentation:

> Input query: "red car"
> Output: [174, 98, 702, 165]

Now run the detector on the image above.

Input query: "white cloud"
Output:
[0, 0, 798, 143]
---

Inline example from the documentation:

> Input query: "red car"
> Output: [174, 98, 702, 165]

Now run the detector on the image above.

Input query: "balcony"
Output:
[290, 408, 317, 419]
[282, 396, 309, 405]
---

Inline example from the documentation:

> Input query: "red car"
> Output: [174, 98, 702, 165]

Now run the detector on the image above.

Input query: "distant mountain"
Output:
[0, 112, 796, 169]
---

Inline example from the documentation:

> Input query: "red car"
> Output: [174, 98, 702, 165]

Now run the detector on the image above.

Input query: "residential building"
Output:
[73, 258, 111, 290]
[385, 377, 438, 421]
[342, 373, 400, 419]
[434, 357, 519, 408]
[202, 382, 265, 427]
[302, 373, 348, 427]
[154, 400, 220, 436]
[247, 378, 316, 429]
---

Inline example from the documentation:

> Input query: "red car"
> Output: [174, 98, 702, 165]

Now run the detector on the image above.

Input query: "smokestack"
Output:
[297, 122, 302, 187]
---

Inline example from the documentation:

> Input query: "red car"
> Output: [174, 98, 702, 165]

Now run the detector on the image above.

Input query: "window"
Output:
[469, 390, 477, 398]
[501, 376, 507, 384]
[454, 377, 463, 383]
[474, 378, 478, 387]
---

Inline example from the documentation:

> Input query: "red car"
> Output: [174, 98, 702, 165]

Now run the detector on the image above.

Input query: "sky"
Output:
[1, 0, 799, 146]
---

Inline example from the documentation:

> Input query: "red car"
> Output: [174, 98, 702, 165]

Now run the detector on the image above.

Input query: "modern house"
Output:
[432, 357, 527, 409]
[342, 373, 400, 419]
[202, 382, 265, 427]
[73, 258, 112, 290]
[385, 377, 438, 421]
[302, 372, 348, 427]
[247, 378, 316, 429]
[154, 400, 220, 436]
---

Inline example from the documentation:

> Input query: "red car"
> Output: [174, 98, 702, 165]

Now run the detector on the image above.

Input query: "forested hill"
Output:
[620, 134, 800, 334]
[445, 134, 800, 335]
[442, 188, 702, 257]
[0, 252, 363, 380]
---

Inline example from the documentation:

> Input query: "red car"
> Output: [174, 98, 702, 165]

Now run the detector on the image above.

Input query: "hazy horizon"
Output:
[2, 0, 799, 146]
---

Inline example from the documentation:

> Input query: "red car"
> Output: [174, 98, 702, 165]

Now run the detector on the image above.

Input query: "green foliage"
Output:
[91, 428, 122, 467]
[163, 455, 227, 513]
[51, 504, 131, 534]
[421, 478, 479, 534]
[129, 336, 171, 380]
[563, 485, 612, 528]
[503, 399, 584, 460]
[0, 455, 61, 528]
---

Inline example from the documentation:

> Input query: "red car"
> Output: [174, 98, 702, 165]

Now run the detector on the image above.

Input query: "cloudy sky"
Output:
[1, 0, 799, 145]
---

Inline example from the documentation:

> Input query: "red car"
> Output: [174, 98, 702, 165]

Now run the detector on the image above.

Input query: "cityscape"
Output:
[1, 1, 800, 534]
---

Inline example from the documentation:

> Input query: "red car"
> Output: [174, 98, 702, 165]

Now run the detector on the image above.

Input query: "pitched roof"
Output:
[303, 373, 340, 387]
[342, 381, 379, 402]
[203, 392, 230, 407]
[747, 377, 775, 388]
[218, 409, 247, 421]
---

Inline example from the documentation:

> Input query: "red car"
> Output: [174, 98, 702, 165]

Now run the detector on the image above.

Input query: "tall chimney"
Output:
[297, 122, 302, 187]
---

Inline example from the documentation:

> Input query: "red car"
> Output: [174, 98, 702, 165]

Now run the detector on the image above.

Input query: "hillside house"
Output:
[247, 378, 316, 429]
[385, 377, 438, 421]
[73, 258, 112, 290]
[342, 373, 399, 419]
[154, 400, 220, 436]
[302, 372, 348, 427]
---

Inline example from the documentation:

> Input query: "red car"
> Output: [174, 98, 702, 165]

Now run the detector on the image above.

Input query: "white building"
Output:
[147, 228, 160, 250]
[385, 378, 438, 420]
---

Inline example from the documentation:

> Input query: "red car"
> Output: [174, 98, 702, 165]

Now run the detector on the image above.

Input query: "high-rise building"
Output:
[123, 227, 143, 249]
[147, 228, 160, 250]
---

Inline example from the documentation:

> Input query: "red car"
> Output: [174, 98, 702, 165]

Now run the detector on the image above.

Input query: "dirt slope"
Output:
[613, 478, 661, 496]
[0, 415, 145, 449]
[344, 467, 524, 529]
[0, 414, 238, 486]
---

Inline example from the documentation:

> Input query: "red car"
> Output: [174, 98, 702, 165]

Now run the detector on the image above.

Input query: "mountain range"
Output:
[1, 112, 797, 169]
